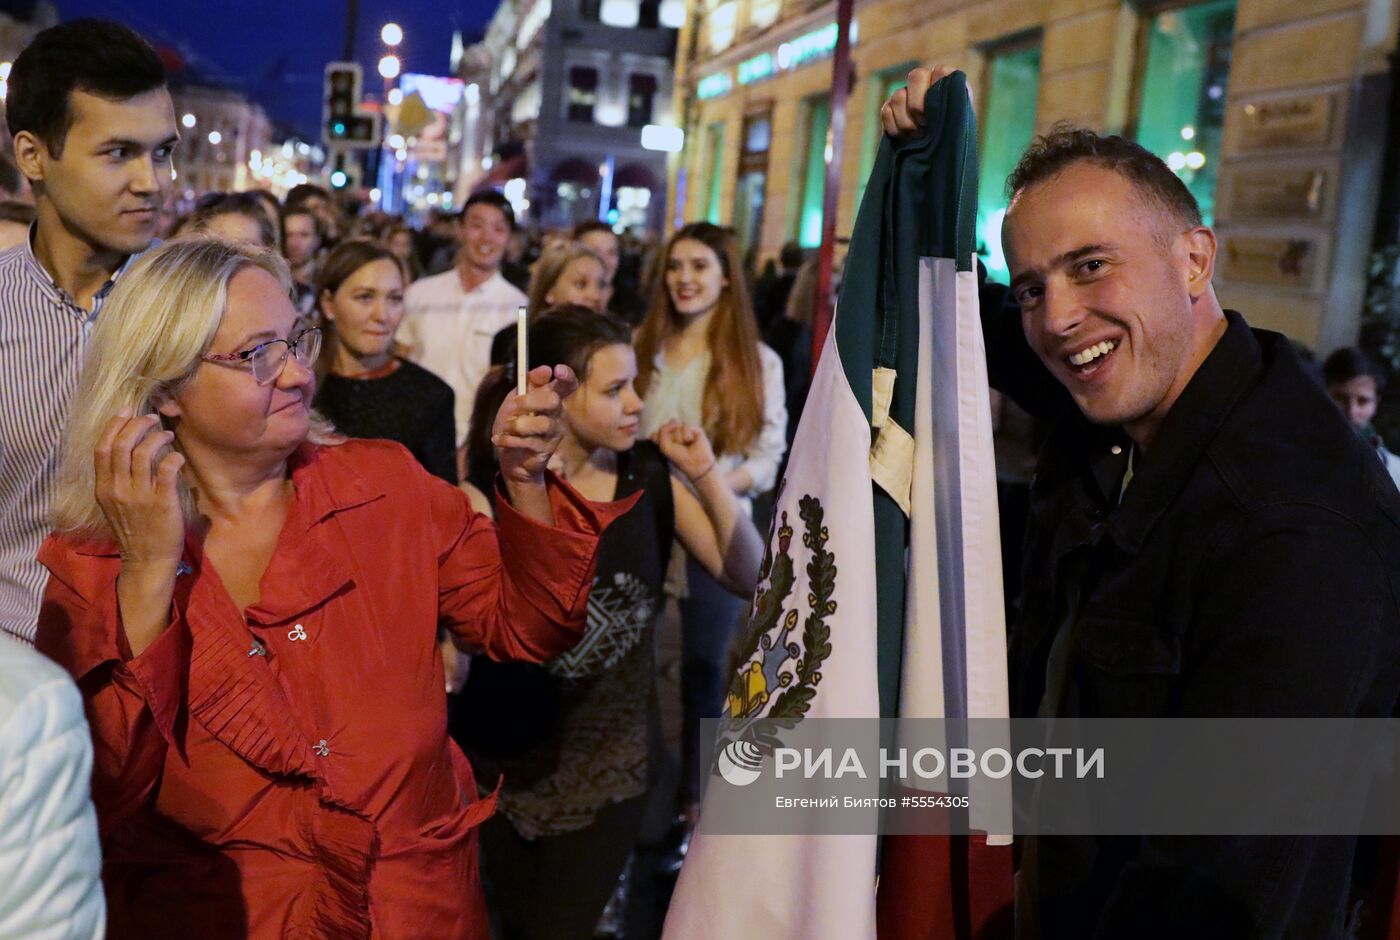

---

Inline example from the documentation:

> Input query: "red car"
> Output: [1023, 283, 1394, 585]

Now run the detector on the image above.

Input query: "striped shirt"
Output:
[0, 235, 133, 644]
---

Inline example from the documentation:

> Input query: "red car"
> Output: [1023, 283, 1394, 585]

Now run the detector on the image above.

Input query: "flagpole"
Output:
[811, 0, 855, 378]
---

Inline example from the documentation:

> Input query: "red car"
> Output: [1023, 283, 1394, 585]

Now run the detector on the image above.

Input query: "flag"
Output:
[662, 71, 1013, 940]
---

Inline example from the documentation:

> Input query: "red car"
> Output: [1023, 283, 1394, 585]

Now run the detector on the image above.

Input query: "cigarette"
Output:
[516, 306, 527, 397]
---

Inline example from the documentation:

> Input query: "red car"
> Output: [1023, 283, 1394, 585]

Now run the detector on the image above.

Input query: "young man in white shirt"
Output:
[400, 191, 528, 446]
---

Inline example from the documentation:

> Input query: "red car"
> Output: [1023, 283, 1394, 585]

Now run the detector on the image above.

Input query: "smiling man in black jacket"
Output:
[884, 67, 1400, 939]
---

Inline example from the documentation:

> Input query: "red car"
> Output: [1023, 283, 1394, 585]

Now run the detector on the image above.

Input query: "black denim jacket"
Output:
[985, 305, 1400, 939]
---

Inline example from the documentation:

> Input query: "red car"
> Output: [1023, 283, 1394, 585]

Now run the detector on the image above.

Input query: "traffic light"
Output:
[322, 62, 381, 149]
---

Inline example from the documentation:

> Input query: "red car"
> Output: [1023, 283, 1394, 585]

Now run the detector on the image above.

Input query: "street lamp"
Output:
[381, 22, 403, 46]
[378, 54, 400, 80]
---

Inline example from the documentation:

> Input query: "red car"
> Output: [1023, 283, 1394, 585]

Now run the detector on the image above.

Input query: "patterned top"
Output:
[0, 234, 135, 644]
[494, 441, 675, 839]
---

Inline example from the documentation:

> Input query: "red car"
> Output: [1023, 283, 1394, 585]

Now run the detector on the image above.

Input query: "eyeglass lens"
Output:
[250, 331, 321, 385]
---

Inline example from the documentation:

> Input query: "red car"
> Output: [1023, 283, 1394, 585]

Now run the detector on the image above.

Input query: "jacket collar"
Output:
[72, 442, 384, 559]
[1105, 310, 1262, 553]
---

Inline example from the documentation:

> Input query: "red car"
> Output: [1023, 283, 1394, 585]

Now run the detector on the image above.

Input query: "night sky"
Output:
[54, 0, 498, 137]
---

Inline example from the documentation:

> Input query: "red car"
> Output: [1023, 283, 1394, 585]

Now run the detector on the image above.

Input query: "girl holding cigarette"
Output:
[462, 305, 764, 938]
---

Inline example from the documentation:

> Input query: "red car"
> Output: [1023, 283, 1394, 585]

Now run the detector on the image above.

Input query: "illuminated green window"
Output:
[704, 122, 725, 224]
[797, 96, 831, 248]
[855, 63, 913, 212]
[978, 43, 1041, 283]
[1135, 0, 1236, 225]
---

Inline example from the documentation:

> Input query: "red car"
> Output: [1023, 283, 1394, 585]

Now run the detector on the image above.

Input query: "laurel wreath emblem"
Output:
[714, 492, 836, 770]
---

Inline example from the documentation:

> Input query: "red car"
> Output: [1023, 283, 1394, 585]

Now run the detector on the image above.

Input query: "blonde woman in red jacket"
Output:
[36, 236, 631, 939]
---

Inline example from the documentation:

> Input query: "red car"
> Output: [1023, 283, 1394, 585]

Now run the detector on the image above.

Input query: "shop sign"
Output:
[698, 71, 733, 99]
[1219, 235, 1320, 288]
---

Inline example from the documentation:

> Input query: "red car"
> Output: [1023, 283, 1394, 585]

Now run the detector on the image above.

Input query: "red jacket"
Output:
[36, 439, 631, 939]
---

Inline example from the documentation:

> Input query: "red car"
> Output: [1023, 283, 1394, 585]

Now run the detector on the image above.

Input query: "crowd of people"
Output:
[3, 15, 1400, 940]
[0, 18, 797, 940]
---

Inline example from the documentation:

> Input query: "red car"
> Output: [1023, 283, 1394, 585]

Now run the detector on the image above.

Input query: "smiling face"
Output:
[20, 87, 177, 257]
[160, 266, 314, 460]
[321, 258, 406, 360]
[545, 254, 608, 312]
[458, 202, 511, 274]
[1003, 161, 1221, 446]
[665, 237, 727, 319]
[563, 343, 644, 452]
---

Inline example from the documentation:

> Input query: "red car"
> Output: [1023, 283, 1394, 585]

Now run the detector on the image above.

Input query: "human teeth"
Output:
[1068, 341, 1117, 366]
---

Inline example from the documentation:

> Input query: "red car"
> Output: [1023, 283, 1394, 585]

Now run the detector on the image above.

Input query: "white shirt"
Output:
[639, 342, 788, 509]
[0, 635, 104, 939]
[400, 268, 527, 446]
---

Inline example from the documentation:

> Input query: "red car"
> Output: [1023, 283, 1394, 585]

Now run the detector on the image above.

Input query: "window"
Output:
[743, 114, 771, 154]
[1134, 0, 1236, 225]
[627, 73, 658, 127]
[978, 42, 1042, 282]
[749, 0, 780, 30]
[567, 66, 599, 122]
[703, 122, 725, 224]
[856, 63, 914, 211]
[796, 95, 831, 248]
[734, 112, 771, 255]
[708, 1, 737, 52]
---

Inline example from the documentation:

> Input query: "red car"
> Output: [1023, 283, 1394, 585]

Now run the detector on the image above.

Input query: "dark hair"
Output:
[1323, 347, 1387, 393]
[245, 189, 284, 251]
[285, 183, 333, 210]
[571, 219, 615, 240]
[0, 200, 35, 226]
[0, 154, 21, 197]
[1007, 124, 1203, 232]
[313, 237, 406, 301]
[179, 192, 278, 250]
[464, 304, 634, 495]
[779, 240, 805, 271]
[7, 19, 166, 157]
[462, 190, 515, 230]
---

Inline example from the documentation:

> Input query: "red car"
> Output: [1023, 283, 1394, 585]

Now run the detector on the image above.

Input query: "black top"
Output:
[986, 303, 1400, 937]
[314, 358, 458, 484]
[492, 441, 675, 838]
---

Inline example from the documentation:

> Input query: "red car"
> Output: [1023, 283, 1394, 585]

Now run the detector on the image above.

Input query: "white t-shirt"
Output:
[400, 268, 527, 446]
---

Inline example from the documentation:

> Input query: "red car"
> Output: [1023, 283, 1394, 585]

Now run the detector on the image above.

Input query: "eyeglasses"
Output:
[201, 328, 322, 386]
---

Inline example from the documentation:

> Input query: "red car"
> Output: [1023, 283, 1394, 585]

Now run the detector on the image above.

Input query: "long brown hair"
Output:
[634, 222, 762, 456]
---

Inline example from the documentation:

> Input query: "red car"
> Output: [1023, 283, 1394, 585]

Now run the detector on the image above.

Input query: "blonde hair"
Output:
[50, 235, 339, 540]
[527, 241, 606, 317]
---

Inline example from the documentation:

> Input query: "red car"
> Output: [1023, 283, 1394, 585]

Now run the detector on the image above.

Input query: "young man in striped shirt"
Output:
[0, 20, 177, 644]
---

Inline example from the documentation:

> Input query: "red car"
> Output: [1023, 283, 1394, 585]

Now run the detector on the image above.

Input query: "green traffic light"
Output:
[333, 122, 347, 136]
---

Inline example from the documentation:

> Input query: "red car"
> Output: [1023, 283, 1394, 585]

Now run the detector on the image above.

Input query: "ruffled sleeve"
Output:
[35, 535, 190, 838]
[430, 470, 637, 663]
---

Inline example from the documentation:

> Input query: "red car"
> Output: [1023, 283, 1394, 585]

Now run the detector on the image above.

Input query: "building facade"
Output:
[672, 0, 1400, 351]
[170, 81, 274, 197]
[459, 0, 683, 231]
